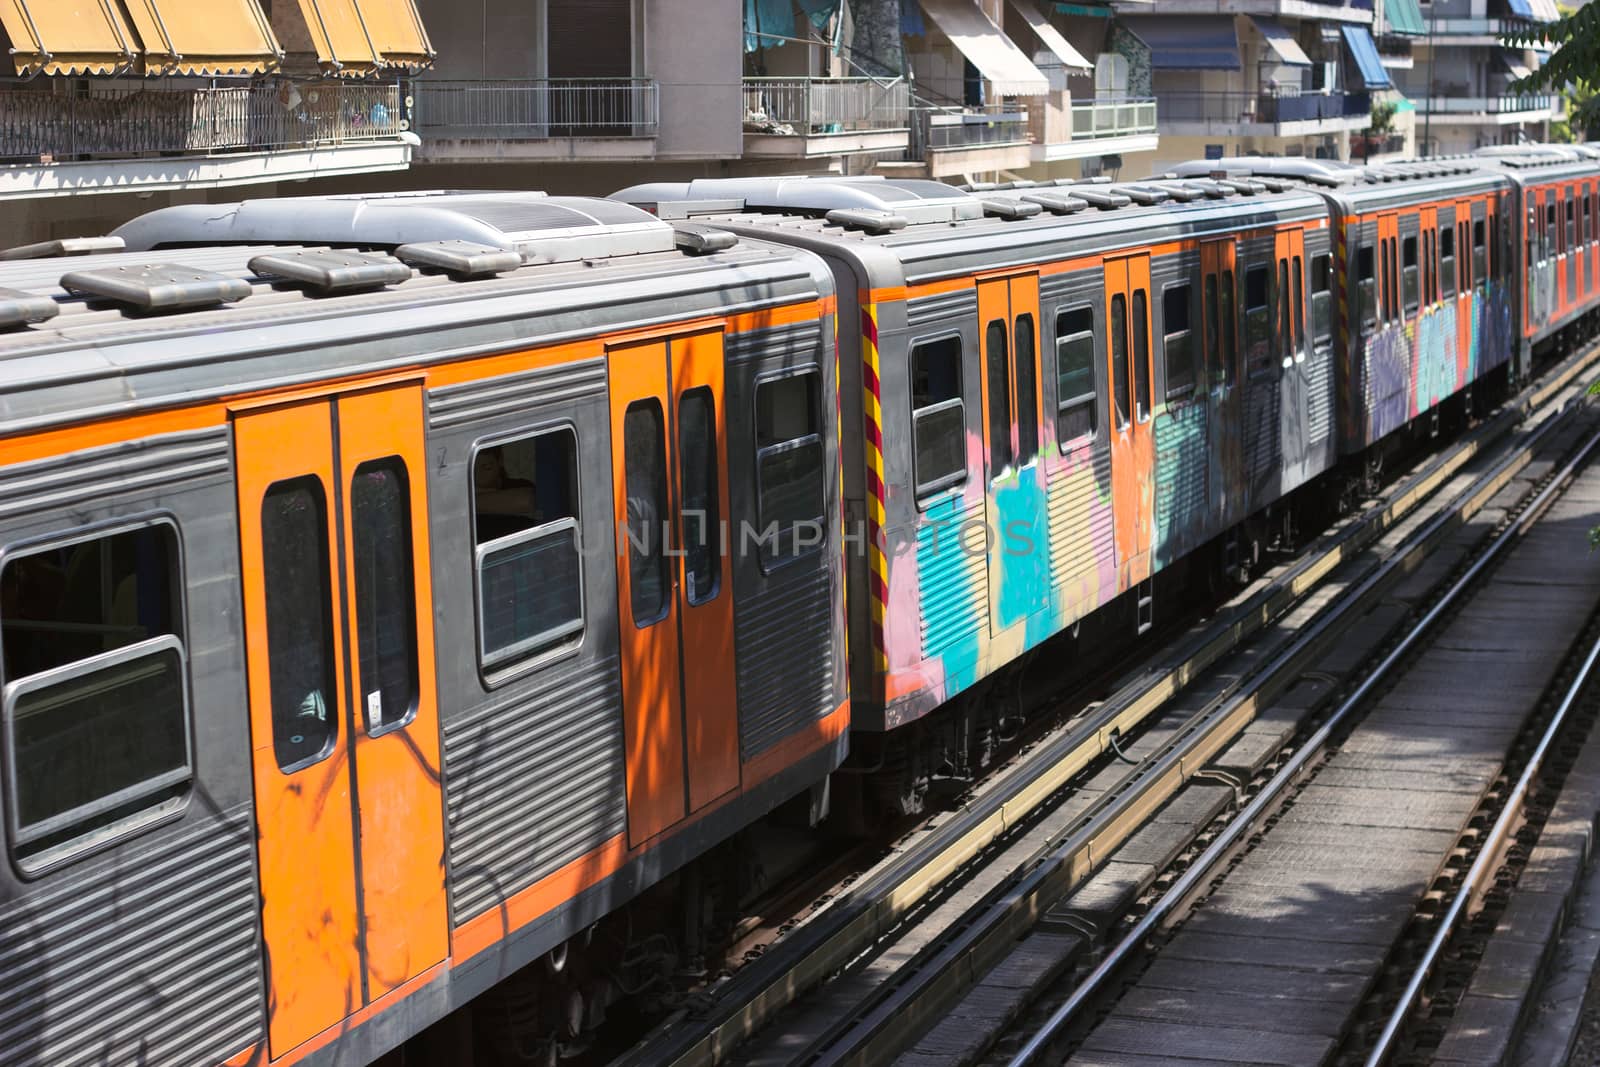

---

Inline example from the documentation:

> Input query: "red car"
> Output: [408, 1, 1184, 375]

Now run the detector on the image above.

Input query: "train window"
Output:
[1202, 275, 1220, 384]
[1220, 269, 1238, 387]
[678, 387, 721, 604]
[1055, 306, 1097, 444]
[1015, 315, 1039, 460]
[624, 400, 670, 625]
[1311, 254, 1331, 344]
[1, 521, 190, 862]
[1401, 235, 1419, 316]
[754, 370, 825, 568]
[1357, 244, 1376, 328]
[261, 480, 339, 772]
[1276, 259, 1291, 362]
[1110, 293, 1130, 430]
[1528, 206, 1537, 267]
[1440, 227, 1456, 299]
[1546, 203, 1557, 258]
[986, 320, 1013, 473]
[351, 459, 418, 734]
[1291, 256, 1305, 355]
[1568, 199, 1576, 253]
[473, 427, 583, 671]
[1162, 283, 1196, 400]
[911, 336, 967, 498]
[1244, 264, 1271, 372]
[1132, 289, 1151, 422]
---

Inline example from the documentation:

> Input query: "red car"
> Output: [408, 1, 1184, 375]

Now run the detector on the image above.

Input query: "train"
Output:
[0, 145, 1594, 1066]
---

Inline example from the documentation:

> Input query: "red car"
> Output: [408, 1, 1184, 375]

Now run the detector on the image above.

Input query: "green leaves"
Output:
[1504, 5, 1600, 131]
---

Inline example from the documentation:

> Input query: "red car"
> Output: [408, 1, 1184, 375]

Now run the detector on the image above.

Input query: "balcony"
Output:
[0, 81, 415, 199]
[1126, 0, 1375, 22]
[1410, 94, 1556, 125]
[1154, 89, 1371, 136]
[1030, 95, 1158, 162]
[1351, 131, 1408, 161]
[742, 77, 910, 158]
[413, 79, 659, 163]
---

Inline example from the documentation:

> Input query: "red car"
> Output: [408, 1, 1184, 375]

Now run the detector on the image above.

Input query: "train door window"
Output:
[1546, 202, 1557, 259]
[1110, 292, 1130, 429]
[1401, 235, 1419, 316]
[1056, 306, 1097, 444]
[1528, 205, 1538, 267]
[1358, 244, 1376, 328]
[1015, 314, 1039, 459]
[1567, 198, 1576, 253]
[1291, 256, 1305, 355]
[1275, 258, 1291, 362]
[985, 319, 1013, 472]
[1311, 254, 1332, 345]
[473, 427, 583, 670]
[1, 522, 191, 864]
[1220, 268, 1238, 387]
[1440, 226, 1456, 299]
[624, 401, 670, 624]
[261, 482, 339, 771]
[754, 370, 825, 567]
[1202, 274, 1220, 383]
[678, 387, 721, 604]
[910, 336, 967, 498]
[350, 459, 418, 734]
[1244, 264, 1271, 372]
[1162, 283, 1196, 400]
[1132, 288, 1151, 421]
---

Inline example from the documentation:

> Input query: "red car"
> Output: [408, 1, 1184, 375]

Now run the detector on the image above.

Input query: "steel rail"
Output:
[1008, 420, 1600, 1067]
[1364, 599, 1600, 1064]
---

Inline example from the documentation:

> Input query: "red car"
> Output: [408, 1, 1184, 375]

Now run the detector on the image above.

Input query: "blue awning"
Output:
[1341, 24, 1392, 89]
[1504, 0, 1536, 17]
[1384, 0, 1426, 35]
[1121, 16, 1240, 71]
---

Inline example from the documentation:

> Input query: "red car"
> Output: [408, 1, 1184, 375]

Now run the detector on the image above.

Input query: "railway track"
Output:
[608, 345, 1600, 1067]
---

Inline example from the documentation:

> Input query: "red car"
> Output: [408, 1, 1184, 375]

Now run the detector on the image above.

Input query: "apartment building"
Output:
[0, 0, 431, 246]
[1392, 0, 1557, 155]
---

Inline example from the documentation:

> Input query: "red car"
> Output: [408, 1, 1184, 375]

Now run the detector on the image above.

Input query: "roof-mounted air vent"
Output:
[1021, 191, 1089, 214]
[613, 176, 984, 225]
[395, 240, 522, 279]
[249, 249, 412, 295]
[1109, 184, 1171, 205]
[981, 198, 1043, 219]
[1070, 187, 1133, 210]
[0, 286, 58, 329]
[61, 264, 250, 312]
[113, 191, 678, 264]
[0, 236, 126, 261]
[825, 208, 908, 234]
[670, 222, 740, 254]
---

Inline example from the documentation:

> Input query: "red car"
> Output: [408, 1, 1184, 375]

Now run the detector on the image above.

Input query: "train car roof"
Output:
[1464, 144, 1600, 185]
[1161, 156, 1512, 213]
[611, 175, 1327, 291]
[0, 191, 832, 439]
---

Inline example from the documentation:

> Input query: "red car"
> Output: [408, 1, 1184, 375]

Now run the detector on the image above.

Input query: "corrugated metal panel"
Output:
[1243, 375, 1281, 488]
[1154, 402, 1209, 564]
[443, 654, 625, 925]
[726, 320, 823, 366]
[0, 809, 262, 1065]
[917, 498, 987, 658]
[906, 288, 976, 328]
[428, 358, 606, 429]
[1306, 351, 1334, 443]
[0, 426, 230, 521]
[736, 560, 835, 759]
[1047, 451, 1114, 587]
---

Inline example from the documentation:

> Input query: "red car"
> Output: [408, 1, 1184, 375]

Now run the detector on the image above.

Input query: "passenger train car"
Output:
[0, 192, 847, 1066]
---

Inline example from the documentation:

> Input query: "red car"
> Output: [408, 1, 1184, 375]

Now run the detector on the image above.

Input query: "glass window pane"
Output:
[755, 371, 825, 566]
[1244, 265, 1270, 370]
[624, 400, 670, 625]
[351, 458, 418, 733]
[1163, 284, 1195, 399]
[1220, 269, 1237, 385]
[1277, 259, 1290, 359]
[1292, 257, 1305, 352]
[986, 319, 1012, 473]
[1311, 255, 1332, 342]
[1203, 275, 1219, 382]
[1132, 289, 1150, 420]
[262, 478, 338, 770]
[1110, 293, 1129, 429]
[1015, 315, 1038, 459]
[678, 387, 721, 605]
[1055, 307, 1096, 444]
[474, 431, 578, 545]
[912, 336, 966, 495]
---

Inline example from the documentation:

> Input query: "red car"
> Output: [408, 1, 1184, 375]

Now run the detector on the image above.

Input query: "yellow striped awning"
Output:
[0, 0, 138, 76]
[355, 0, 433, 69]
[122, 0, 283, 76]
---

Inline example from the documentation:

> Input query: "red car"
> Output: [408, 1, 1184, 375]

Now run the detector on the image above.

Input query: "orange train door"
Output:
[977, 272, 1045, 635]
[609, 331, 739, 847]
[234, 383, 448, 1059]
[1103, 254, 1155, 587]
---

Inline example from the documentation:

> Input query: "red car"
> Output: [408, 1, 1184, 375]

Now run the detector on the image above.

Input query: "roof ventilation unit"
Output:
[0, 286, 58, 329]
[60, 264, 251, 312]
[0, 236, 126, 261]
[249, 249, 413, 295]
[394, 240, 523, 279]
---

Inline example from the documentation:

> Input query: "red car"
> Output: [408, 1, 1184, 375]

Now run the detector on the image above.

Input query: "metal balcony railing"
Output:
[1411, 94, 1556, 114]
[742, 77, 909, 135]
[1070, 96, 1157, 139]
[1154, 89, 1369, 125]
[0, 81, 405, 162]
[413, 79, 659, 138]
[909, 105, 1030, 157]
[1352, 131, 1407, 159]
